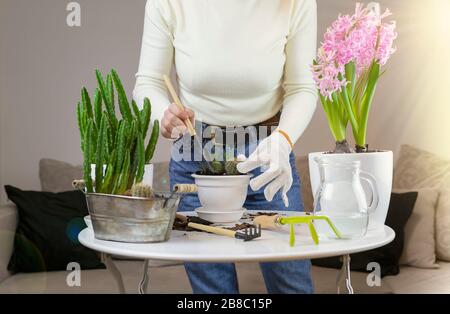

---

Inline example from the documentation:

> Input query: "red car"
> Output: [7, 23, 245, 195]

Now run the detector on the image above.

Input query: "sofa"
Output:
[1, 154, 449, 294]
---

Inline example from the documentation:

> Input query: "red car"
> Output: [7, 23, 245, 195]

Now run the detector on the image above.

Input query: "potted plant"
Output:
[308, 3, 397, 228]
[191, 151, 251, 223]
[75, 69, 180, 243]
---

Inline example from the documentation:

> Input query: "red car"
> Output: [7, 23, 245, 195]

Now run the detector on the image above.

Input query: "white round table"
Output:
[79, 211, 395, 294]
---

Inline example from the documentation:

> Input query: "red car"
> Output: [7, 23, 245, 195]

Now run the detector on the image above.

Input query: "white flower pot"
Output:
[308, 151, 393, 229]
[192, 174, 251, 212]
[91, 164, 154, 187]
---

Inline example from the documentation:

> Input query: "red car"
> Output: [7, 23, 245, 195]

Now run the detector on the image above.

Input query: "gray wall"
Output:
[1, 0, 449, 203]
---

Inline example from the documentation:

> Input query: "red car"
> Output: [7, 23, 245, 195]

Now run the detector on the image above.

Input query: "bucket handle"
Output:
[72, 179, 87, 193]
[173, 184, 198, 193]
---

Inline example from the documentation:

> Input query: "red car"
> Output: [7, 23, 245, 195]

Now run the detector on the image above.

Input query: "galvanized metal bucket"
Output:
[85, 192, 182, 243]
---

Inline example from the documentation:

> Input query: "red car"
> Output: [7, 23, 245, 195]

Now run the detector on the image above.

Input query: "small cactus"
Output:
[198, 163, 211, 175]
[131, 183, 153, 198]
[197, 144, 245, 176]
[210, 160, 225, 175]
[224, 160, 240, 175]
[198, 159, 243, 176]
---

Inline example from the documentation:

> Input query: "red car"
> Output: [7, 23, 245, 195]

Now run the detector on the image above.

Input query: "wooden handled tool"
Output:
[162, 75, 196, 136]
[187, 222, 262, 241]
[253, 215, 282, 229]
[188, 223, 236, 238]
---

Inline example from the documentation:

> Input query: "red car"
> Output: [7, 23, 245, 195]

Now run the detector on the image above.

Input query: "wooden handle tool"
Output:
[188, 223, 236, 238]
[162, 75, 196, 136]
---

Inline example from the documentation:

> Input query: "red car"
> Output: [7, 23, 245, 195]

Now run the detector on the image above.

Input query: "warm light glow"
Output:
[409, 0, 450, 154]
[434, 1, 450, 37]
[367, 0, 450, 158]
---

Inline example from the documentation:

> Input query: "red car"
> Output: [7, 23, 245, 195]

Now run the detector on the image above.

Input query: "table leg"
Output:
[138, 259, 150, 294]
[101, 253, 126, 294]
[336, 254, 354, 294]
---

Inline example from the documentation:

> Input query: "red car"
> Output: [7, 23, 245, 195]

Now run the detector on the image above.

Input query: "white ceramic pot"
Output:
[308, 151, 393, 229]
[192, 174, 251, 212]
[91, 164, 154, 187]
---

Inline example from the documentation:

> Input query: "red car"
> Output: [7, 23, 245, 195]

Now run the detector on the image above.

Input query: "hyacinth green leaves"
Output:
[315, 60, 383, 153]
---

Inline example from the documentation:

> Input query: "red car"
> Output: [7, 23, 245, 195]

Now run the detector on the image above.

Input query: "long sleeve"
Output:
[133, 0, 174, 124]
[279, 0, 318, 144]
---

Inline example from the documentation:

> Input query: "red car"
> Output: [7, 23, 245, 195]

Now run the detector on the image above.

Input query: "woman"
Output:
[134, 0, 317, 294]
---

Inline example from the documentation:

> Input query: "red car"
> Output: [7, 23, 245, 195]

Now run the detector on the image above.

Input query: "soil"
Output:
[173, 214, 213, 231]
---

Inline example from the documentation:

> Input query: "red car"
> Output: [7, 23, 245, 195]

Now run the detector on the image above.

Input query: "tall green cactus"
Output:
[96, 69, 118, 133]
[106, 74, 115, 110]
[135, 131, 145, 183]
[102, 148, 117, 194]
[132, 100, 142, 132]
[114, 121, 127, 177]
[83, 120, 94, 193]
[76, 101, 87, 153]
[95, 115, 107, 193]
[141, 98, 151, 136]
[111, 69, 132, 123]
[77, 69, 160, 196]
[93, 89, 102, 129]
[145, 120, 159, 163]
[81, 87, 93, 119]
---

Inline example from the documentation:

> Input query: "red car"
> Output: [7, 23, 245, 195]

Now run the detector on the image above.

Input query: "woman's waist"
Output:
[187, 101, 282, 128]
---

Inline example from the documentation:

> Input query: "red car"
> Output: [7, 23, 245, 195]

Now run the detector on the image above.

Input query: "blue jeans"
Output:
[169, 127, 314, 294]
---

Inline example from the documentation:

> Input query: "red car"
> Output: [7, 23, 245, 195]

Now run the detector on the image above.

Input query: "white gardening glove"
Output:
[237, 131, 293, 207]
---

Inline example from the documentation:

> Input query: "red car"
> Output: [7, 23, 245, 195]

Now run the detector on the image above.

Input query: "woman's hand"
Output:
[161, 103, 195, 139]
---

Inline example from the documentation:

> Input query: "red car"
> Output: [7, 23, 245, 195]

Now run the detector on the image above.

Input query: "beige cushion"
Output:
[311, 266, 393, 294]
[384, 262, 450, 294]
[0, 260, 144, 294]
[39, 159, 82, 193]
[436, 190, 450, 261]
[393, 145, 450, 189]
[0, 260, 192, 294]
[295, 156, 314, 212]
[395, 188, 439, 268]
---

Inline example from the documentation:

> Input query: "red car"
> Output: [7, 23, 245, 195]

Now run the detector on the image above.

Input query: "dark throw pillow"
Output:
[312, 192, 418, 277]
[4, 185, 104, 273]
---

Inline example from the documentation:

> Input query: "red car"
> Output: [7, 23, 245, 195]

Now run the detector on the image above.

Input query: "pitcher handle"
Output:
[360, 171, 379, 214]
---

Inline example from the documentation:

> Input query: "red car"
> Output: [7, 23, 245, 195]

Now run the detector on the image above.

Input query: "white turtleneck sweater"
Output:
[134, 0, 317, 143]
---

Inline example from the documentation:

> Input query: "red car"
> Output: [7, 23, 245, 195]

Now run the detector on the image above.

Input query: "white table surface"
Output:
[79, 211, 395, 263]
